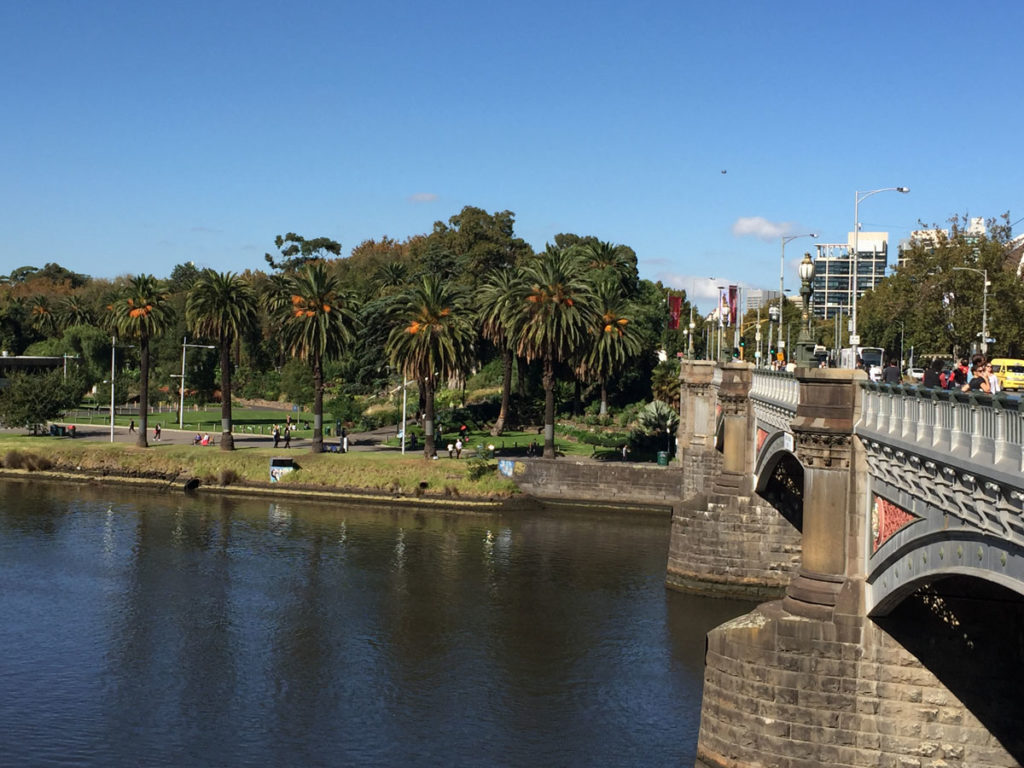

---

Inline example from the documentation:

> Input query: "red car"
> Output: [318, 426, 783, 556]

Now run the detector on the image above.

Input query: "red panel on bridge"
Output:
[872, 496, 917, 552]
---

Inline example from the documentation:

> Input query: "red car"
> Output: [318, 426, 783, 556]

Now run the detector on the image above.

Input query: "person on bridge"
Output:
[923, 359, 943, 388]
[881, 359, 901, 384]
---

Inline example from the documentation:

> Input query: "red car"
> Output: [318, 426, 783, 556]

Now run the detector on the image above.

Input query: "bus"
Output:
[840, 346, 885, 379]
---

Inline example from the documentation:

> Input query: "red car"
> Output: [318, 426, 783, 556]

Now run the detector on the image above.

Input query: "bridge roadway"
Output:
[674, 361, 1024, 768]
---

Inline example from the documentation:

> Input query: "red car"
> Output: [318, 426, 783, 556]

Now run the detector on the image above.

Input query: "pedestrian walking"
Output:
[128, 419, 135, 434]
[273, 425, 280, 449]
[455, 438, 463, 459]
[283, 429, 291, 449]
[153, 424, 161, 441]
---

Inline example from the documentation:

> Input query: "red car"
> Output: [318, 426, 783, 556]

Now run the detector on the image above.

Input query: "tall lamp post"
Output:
[177, 337, 216, 430]
[952, 266, 990, 355]
[777, 232, 817, 363]
[795, 253, 817, 365]
[850, 186, 910, 367]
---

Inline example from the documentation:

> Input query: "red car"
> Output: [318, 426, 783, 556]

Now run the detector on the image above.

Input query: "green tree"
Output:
[386, 276, 475, 459]
[186, 270, 258, 450]
[507, 246, 597, 458]
[477, 267, 524, 435]
[273, 262, 357, 453]
[265, 233, 343, 273]
[581, 279, 644, 416]
[0, 369, 87, 431]
[107, 275, 176, 447]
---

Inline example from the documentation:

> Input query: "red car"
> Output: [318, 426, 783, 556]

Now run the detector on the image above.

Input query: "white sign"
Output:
[849, 334, 861, 346]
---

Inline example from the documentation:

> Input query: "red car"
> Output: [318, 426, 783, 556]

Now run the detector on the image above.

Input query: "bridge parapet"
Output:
[858, 384, 1024, 481]
[750, 368, 798, 411]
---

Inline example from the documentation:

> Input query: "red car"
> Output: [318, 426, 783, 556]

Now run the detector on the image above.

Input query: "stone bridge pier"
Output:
[688, 368, 1024, 768]
[667, 361, 803, 599]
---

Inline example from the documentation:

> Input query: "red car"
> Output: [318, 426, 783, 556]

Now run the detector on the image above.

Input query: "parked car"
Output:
[908, 367, 924, 381]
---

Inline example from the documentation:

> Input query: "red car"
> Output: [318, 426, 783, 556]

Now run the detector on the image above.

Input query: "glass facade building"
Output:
[811, 233, 888, 319]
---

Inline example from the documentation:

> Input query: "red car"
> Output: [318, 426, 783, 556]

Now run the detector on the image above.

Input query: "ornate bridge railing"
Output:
[750, 370, 799, 476]
[856, 384, 1024, 614]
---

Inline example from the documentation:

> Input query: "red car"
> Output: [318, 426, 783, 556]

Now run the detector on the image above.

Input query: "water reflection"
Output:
[0, 480, 756, 767]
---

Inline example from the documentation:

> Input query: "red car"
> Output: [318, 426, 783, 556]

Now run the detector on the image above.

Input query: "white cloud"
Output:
[408, 192, 439, 203]
[731, 216, 795, 241]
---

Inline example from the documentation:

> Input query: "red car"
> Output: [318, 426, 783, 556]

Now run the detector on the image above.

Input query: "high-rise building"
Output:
[810, 232, 888, 319]
[745, 288, 781, 311]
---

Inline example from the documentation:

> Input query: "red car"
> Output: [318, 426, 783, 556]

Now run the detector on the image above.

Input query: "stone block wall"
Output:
[666, 492, 802, 600]
[511, 458, 684, 511]
[695, 600, 1016, 768]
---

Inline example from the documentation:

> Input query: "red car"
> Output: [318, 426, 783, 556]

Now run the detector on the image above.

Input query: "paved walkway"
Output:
[15, 422, 403, 453]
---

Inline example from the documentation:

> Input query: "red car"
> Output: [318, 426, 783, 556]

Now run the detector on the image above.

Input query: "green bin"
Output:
[656, 450, 669, 466]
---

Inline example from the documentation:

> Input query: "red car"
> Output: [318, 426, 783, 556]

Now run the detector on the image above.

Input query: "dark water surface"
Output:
[0, 480, 753, 767]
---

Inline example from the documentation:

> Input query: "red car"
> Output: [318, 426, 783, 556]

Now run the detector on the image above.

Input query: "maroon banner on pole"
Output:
[668, 295, 682, 329]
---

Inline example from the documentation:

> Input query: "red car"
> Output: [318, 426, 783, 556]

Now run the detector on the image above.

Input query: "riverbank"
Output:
[0, 431, 520, 507]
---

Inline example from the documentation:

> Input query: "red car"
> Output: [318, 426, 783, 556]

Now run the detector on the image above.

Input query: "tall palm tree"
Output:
[477, 267, 523, 436]
[29, 296, 59, 337]
[583, 240, 638, 295]
[581, 278, 643, 416]
[108, 275, 175, 447]
[387, 276, 475, 459]
[56, 294, 96, 330]
[507, 246, 596, 458]
[186, 270, 258, 451]
[273, 262, 357, 453]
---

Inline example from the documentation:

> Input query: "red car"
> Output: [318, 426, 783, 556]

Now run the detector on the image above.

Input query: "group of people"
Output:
[192, 432, 213, 446]
[922, 355, 1000, 394]
[272, 424, 292, 449]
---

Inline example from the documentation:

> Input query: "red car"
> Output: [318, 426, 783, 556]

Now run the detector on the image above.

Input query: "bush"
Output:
[3, 450, 25, 469]
[218, 468, 240, 487]
[466, 456, 492, 480]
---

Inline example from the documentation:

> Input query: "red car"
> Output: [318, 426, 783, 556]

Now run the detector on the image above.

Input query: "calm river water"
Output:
[0, 479, 754, 767]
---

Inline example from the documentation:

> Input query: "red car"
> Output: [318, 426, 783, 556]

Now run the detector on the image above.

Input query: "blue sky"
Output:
[3, 1, 1020, 312]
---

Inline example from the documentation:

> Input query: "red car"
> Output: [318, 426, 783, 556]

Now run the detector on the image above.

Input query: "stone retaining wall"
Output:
[510, 458, 684, 512]
[667, 492, 802, 600]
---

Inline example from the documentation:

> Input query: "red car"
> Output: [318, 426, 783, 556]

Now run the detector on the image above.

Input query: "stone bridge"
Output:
[671, 360, 1024, 767]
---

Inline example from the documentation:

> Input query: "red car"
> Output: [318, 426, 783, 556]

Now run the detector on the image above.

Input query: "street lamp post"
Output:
[177, 337, 217, 430]
[795, 253, 817, 366]
[850, 186, 910, 367]
[110, 336, 116, 443]
[777, 232, 817, 363]
[952, 266, 990, 355]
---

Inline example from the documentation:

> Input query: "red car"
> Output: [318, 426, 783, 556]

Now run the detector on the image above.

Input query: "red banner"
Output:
[668, 295, 682, 329]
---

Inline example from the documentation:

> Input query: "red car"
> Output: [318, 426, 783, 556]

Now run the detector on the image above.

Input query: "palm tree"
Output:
[583, 240, 638, 295]
[581, 278, 643, 416]
[387, 276, 475, 459]
[108, 275, 175, 447]
[186, 270, 258, 451]
[29, 296, 59, 337]
[273, 262, 357, 453]
[56, 294, 96, 330]
[477, 267, 524, 436]
[507, 246, 596, 458]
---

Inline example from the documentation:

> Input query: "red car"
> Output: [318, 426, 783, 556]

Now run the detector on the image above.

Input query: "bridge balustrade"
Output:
[749, 369, 798, 411]
[858, 384, 1023, 477]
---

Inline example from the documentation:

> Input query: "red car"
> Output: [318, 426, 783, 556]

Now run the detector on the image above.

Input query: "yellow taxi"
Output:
[990, 358, 1024, 392]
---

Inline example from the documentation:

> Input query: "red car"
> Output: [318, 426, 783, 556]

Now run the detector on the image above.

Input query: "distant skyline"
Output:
[3, 1, 1020, 313]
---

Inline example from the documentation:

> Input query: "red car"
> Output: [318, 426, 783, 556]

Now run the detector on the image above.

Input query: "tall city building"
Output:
[745, 288, 781, 311]
[810, 232, 888, 319]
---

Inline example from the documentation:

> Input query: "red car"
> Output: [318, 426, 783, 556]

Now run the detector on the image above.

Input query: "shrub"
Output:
[3, 450, 25, 469]
[218, 468, 240, 487]
[466, 456, 492, 480]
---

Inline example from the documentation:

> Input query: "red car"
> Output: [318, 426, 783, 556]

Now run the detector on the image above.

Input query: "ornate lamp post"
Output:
[795, 253, 817, 366]
[952, 266, 990, 354]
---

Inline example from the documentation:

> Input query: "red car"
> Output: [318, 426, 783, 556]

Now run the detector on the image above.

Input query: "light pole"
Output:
[177, 337, 216, 430]
[952, 266, 990, 355]
[850, 186, 910, 367]
[795, 253, 817, 365]
[110, 336, 116, 443]
[777, 232, 817, 362]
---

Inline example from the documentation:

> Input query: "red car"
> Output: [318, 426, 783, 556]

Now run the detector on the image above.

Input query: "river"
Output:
[0, 479, 754, 767]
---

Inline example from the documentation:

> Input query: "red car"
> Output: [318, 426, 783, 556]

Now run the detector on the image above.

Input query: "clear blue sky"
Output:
[3, 1, 1020, 312]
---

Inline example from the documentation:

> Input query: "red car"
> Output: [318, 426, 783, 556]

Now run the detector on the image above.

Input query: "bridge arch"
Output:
[754, 435, 803, 532]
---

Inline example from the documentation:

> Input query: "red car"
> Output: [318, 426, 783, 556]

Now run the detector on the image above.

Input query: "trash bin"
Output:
[657, 451, 669, 466]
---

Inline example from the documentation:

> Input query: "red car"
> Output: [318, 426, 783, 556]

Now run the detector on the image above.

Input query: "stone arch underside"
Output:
[874, 576, 1024, 763]
[754, 435, 803, 532]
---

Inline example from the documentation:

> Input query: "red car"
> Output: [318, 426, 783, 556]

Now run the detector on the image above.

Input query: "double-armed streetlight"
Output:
[174, 337, 216, 430]
[952, 266, 991, 355]
[775, 233, 817, 363]
[850, 186, 910, 367]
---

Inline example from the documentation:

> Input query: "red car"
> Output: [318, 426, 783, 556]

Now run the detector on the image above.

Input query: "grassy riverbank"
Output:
[0, 435, 520, 501]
